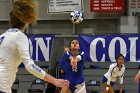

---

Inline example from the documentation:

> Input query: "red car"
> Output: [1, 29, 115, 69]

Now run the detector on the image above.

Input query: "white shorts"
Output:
[74, 82, 87, 93]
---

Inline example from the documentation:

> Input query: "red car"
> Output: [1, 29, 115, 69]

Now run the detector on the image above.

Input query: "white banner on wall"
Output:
[48, 0, 83, 13]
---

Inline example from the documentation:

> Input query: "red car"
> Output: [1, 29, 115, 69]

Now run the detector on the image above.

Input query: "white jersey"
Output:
[104, 63, 125, 85]
[0, 28, 46, 93]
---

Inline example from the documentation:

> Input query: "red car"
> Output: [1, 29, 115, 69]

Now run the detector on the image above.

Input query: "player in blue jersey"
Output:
[102, 54, 125, 93]
[60, 40, 86, 93]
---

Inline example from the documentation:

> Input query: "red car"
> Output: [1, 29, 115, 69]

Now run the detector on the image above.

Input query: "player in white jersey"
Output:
[102, 54, 125, 93]
[0, 0, 69, 93]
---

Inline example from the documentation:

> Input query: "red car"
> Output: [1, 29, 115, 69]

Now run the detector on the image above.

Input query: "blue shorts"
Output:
[102, 75, 115, 86]
[0, 91, 4, 93]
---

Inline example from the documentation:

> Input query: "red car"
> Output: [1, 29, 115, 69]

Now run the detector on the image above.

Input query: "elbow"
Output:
[25, 63, 46, 79]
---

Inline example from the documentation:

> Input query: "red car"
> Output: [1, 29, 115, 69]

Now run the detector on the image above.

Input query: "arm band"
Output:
[25, 62, 46, 79]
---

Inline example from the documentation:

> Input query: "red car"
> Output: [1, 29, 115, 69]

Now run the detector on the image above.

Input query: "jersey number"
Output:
[0, 36, 5, 45]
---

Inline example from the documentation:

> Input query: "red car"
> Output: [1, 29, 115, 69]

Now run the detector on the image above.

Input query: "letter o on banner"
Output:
[109, 37, 126, 62]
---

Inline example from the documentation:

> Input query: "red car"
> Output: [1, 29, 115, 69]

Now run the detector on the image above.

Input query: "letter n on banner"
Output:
[28, 35, 54, 61]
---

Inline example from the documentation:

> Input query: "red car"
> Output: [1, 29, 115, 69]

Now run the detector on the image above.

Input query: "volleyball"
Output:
[70, 10, 83, 24]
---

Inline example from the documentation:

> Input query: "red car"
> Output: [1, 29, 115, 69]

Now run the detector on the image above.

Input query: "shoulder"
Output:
[13, 31, 29, 45]
[79, 50, 84, 55]
[122, 64, 125, 67]
[64, 51, 71, 57]
[15, 32, 28, 42]
[110, 63, 117, 67]
[4, 28, 27, 40]
[6, 28, 27, 38]
[122, 64, 125, 69]
[65, 51, 71, 55]
[16, 31, 27, 37]
[109, 63, 117, 69]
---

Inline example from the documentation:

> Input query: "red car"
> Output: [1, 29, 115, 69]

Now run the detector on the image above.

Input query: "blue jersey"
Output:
[60, 51, 85, 85]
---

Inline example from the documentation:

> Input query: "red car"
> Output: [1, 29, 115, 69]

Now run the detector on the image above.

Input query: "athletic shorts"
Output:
[102, 75, 115, 86]
[70, 82, 86, 93]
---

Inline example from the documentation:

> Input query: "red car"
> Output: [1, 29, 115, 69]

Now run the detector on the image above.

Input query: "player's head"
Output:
[69, 40, 80, 51]
[117, 54, 124, 65]
[10, 0, 37, 30]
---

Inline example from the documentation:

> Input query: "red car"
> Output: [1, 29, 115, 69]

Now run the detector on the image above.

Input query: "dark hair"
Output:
[10, 0, 37, 29]
[68, 40, 80, 48]
[117, 54, 124, 60]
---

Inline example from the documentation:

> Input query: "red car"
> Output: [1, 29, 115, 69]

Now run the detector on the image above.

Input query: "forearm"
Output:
[69, 56, 73, 60]
[119, 84, 123, 92]
[135, 73, 140, 83]
[25, 62, 46, 79]
[43, 73, 57, 85]
[44, 73, 70, 88]
[27, 64, 64, 86]
[107, 78, 111, 85]
[75, 55, 81, 62]
[120, 84, 122, 89]
[69, 55, 81, 62]
[106, 65, 114, 86]
[137, 72, 140, 78]
[69, 56, 75, 68]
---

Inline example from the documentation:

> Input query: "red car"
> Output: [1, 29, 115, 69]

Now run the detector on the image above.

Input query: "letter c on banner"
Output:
[109, 37, 126, 62]
[90, 38, 105, 62]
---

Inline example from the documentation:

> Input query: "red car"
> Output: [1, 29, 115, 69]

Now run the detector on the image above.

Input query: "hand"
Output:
[74, 60, 77, 67]
[135, 73, 140, 83]
[119, 88, 122, 93]
[105, 87, 109, 91]
[70, 58, 77, 68]
[53, 79, 69, 88]
[64, 47, 69, 53]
